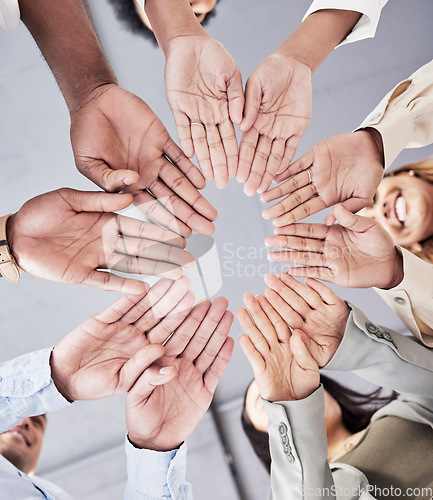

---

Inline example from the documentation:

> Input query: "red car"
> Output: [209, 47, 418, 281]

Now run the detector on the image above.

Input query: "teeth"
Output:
[395, 196, 406, 222]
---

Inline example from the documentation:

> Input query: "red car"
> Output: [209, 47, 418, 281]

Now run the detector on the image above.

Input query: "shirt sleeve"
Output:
[303, 0, 388, 47]
[374, 247, 433, 348]
[0, 0, 20, 31]
[356, 59, 433, 169]
[0, 348, 71, 432]
[124, 438, 193, 500]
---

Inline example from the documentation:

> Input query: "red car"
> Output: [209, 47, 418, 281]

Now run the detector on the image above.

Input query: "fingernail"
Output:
[124, 177, 136, 185]
[160, 367, 171, 375]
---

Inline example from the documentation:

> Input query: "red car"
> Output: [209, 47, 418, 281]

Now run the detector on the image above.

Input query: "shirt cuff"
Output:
[125, 438, 188, 498]
[0, 348, 71, 432]
[0, 0, 20, 31]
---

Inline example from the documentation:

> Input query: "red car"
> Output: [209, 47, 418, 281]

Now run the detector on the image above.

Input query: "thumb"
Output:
[61, 189, 133, 213]
[290, 330, 320, 371]
[78, 159, 140, 193]
[332, 204, 374, 233]
[227, 69, 245, 125]
[239, 75, 262, 132]
[128, 364, 177, 401]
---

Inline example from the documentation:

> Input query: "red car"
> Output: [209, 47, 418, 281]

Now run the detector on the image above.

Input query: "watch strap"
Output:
[0, 214, 20, 283]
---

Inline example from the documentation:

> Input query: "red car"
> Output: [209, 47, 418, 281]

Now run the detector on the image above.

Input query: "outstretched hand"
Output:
[165, 35, 244, 189]
[262, 273, 348, 367]
[126, 296, 234, 451]
[261, 131, 384, 227]
[238, 55, 312, 196]
[50, 277, 195, 402]
[7, 188, 195, 293]
[237, 293, 319, 402]
[266, 204, 404, 289]
[70, 84, 217, 237]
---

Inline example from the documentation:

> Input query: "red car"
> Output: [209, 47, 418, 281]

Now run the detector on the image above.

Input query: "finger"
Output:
[77, 160, 140, 193]
[181, 296, 229, 361]
[262, 176, 314, 219]
[133, 276, 191, 332]
[195, 310, 234, 373]
[290, 330, 319, 373]
[106, 253, 183, 280]
[172, 111, 194, 159]
[227, 69, 245, 125]
[94, 291, 149, 324]
[239, 74, 262, 133]
[244, 135, 272, 197]
[257, 139, 286, 194]
[191, 122, 213, 181]
[272, 223, 329, 240]
[163, 138, 206, 190]
[278, 273, 323, 309]
[122, 278, 175, 324]
[239, 334, 266, 376]
[163, 299, 212, 356]
[237, 305, 274, 357]
[147, 290, 195, 344]
[237, 127, 259, 184]
[84, 270, 148, 294]
[263, 288, 303, 329]
[332, 204, 374, 233]
[61, 189, 134, 213]
[127, 363, 178, 401]
[218, 118, 239, 178]
[265, 235, 324, 254]
[268, 250, 325, 267]
[286, 266, 335, 283]
[261, 170, 309, 205]
[243, 292, 279, 349]
[273, 196, 327, 227]
[205, 123, 229, 189]
[203, 337, 235, 394]
[256, 295, 290, 343]
[290, 329, 324, 367]
[324, 212, 337, 226]
[273, 148, 314, 184]
[118, 344, 166, 393]
[339, 198, 371, 217]
[145, 178, 216, 236]
[133, 191, 192, 238]
[276, 135, 300, 176]
[158, 161, 218, 222]
[304, 277, 341, 306]
[264, 273, 311, 317]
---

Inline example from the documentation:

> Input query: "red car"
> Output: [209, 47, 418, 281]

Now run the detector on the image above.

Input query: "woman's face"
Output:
[361, 172, 433, 249]
[134, 0, 218, 30]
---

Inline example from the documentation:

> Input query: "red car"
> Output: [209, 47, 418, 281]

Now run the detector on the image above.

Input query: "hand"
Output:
[266, 204, 404, 289]
[50, 277, 195, 402]
[262, 273, 349, 366]
[7, 188, 195, 292]
[237, 55, 311, 196]
[70, 84, 217, 237]
[165, 35, 244, 189]
[126, 296, 234, 451]
[261, 131, 384, 226]
[238, 293, 319, 402]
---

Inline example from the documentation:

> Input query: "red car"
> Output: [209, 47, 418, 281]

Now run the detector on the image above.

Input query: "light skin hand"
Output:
[262, 273, 349, 366]
[238, 293, 319, 402]
[126, 296, 234, 451]
[164, 35, 244, 189]
[50, 278, 195, 402]
[266, 204, 404, 289]
[6, 188, 196, 293]
[238, 55, 312, 196]
[261, 131, 384, 226]
[70, 84, 218, 237]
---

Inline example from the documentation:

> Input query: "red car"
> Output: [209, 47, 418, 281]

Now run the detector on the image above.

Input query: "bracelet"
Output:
[0, 214, 20, 283]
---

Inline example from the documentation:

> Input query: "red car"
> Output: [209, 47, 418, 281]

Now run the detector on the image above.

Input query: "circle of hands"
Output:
[9, 33, 405, 450]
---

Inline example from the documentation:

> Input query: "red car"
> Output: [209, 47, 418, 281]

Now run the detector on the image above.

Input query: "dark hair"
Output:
[241, 375, 398, 472]
[107, 0, 218, 45]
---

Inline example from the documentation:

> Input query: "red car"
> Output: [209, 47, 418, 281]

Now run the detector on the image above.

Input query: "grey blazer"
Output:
[264, 305, 433, 500]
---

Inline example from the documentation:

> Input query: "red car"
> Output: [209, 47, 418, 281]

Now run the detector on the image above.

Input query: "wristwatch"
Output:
[0, 214, 20, 283]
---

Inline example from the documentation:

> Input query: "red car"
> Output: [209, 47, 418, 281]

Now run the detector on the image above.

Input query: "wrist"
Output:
[382, 247, 404, 289]
[50, 349, 74, 403]
[362, 127, 385, 166]
[127, 433, 182, 452]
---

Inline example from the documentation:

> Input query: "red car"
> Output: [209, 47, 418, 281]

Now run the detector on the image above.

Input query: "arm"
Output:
[145, 0, 243, 189]
[237, 8, 362, 196]
[124, 297, 234, 499]
[3, 188, 194, 292]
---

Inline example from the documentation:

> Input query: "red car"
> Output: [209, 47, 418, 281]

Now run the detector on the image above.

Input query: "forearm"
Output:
[275, 9, 361, 72]
[145, 0, 207, 54]
[19, 0, 116, 114]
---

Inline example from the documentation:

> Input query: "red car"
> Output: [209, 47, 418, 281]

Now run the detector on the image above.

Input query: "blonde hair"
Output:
[387, 158, 433, 264]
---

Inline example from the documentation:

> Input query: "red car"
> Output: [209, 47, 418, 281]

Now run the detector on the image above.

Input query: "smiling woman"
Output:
[361, 159, 433, 263]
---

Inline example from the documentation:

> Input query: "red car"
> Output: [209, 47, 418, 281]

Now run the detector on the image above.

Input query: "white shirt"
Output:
[0, 0, 19, 31]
